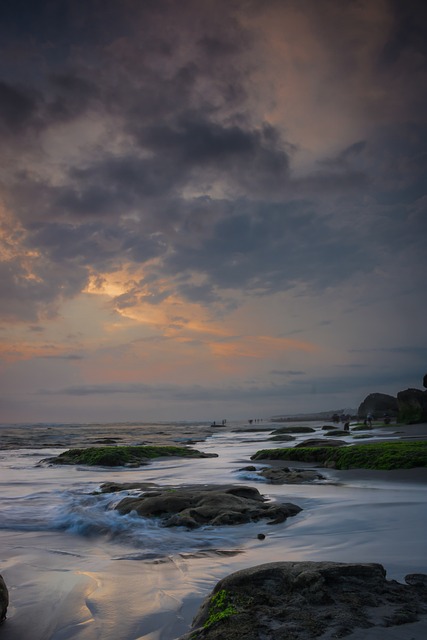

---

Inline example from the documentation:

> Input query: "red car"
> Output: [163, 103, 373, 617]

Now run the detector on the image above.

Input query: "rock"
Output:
[178, 562, 427, 640]
[97, 481, 158, 493]
[41, 445, 218, 467]
[324, 429, 349, 436]
[397, 387, 427, 424]
[406, 573, 427, 587]
[358, 393, 398, 419]
[267, 434, 295, 441]
[295, 438, 346, 447]
[0, 574, 8, 622]
[115, 484, 302, 529]
[271, 426, 315, 434]
[258, 467, 325, 484]
[424, 373, 427, 389]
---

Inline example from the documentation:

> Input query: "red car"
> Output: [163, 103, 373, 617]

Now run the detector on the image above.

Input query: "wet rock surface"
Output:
[257, 467, 325, 484]
[178, 561, 427, 639]
[0, 574, 8, 623]
[114, 484, 302, 528]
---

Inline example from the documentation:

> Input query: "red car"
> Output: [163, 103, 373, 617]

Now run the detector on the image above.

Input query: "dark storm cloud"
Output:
[161, 199, 373, 296]
[380, 0, 427, 65]
[0, 81, 39, 134]
[0, 255, 87, 322]
[1, 0, 427, 324]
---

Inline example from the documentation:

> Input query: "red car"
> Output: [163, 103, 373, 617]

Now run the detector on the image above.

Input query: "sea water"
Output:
[0, 421, 427, 639]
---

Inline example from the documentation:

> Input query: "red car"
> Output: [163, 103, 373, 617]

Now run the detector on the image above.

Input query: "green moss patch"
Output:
[43, 445, 214, 467]
[204, 589, 238, 629]
[251, 441, 427, 470]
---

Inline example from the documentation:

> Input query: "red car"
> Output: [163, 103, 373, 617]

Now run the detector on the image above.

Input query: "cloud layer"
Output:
[0, 0, 426, 421]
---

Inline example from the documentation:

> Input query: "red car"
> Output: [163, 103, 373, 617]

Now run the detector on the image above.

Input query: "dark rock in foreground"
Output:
[114, 484, 302, 528]
[178, 561, 427, 639]
[0, 574, 8, 622]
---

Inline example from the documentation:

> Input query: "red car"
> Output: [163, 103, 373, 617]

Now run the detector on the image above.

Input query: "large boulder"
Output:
[114, 484, 302, 528]
[358, 393, 398, 419]
[178, 561, 427, 640]
[0, 574, 8, 622]
[397, 387, 427, 424]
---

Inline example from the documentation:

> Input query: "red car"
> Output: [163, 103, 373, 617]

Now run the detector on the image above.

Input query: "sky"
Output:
[0, 0, 426, 423]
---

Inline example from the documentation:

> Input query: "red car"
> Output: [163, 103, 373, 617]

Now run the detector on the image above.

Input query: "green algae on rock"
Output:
[41, 445, 218, 467]
[251, 441, 427, 470]
[177, 562, 427, 640]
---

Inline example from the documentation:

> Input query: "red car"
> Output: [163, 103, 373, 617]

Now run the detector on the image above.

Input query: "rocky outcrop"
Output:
[237, 466, 325, 484]
[257, 467, 325, 484]
[397, 387, 427, 424]
[41, 445, 218, 467]
[271, 426, 315, 434]
[358, 393, 398, 419]
[178, 561, 427, 640]
[358, 375, 427, 424]
[295, 438, 346, 447]
[0, 574, 8, 622]
[114, 484, 302, 528]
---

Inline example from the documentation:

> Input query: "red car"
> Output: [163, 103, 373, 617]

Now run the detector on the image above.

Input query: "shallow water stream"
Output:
[1, 421, 426, 639]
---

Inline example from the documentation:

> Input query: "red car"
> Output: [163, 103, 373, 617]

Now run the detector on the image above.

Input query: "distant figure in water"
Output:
[367, 413, 373, 427]
[344, 421, 350, 431]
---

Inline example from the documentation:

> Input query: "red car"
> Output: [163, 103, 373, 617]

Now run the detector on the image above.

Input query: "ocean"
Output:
[1, 420, 427, 639]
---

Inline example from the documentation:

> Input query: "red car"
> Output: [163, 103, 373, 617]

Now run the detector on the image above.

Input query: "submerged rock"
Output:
[115, 484, 302, 528]
[0, 574, 8, 622]
[178, 561, 427, 639]
[257, 467, 325, 484]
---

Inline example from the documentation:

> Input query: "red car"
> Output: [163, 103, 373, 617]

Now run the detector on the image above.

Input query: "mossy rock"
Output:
[42, 445, 217, 467]
[271, 426, 315, 435]
[251, 441, 427, 470]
